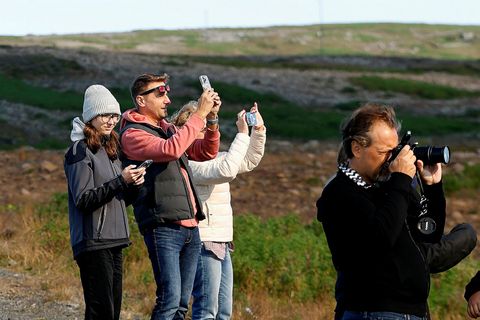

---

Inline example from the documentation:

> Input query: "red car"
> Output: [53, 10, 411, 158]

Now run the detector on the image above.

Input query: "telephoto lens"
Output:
[413, 146, 450, 165]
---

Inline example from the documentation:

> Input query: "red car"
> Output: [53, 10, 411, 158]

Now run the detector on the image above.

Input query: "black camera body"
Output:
[391, 131, 450, 165]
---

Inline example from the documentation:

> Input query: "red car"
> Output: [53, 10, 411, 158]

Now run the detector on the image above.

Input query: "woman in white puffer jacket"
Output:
[170, 101, 266, 320]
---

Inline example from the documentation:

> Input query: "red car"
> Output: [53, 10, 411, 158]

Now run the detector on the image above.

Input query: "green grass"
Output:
[429, 257, 478, 318]
[15, 193, 480, 318]
[233, 214, 335, 301]
[181, 80, 479, 140]
[0, 53, 85, 78]
[110, 87, 135, 110]
[0, 75, 135, 113]
[183, 80, 344, 139]
[4, 23, 480, 61]
[443, 163, 480, 194]
[0, 73, 82, 111]
[397, 113, 480, 137]
[350, 76, 480, 99]
[0, 74, 478, 148]
[188, 55, 480, 77]
[0, 73, 477, 148]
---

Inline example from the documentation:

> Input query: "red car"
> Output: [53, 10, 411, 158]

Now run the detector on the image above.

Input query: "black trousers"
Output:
[76, 247, 124, 320]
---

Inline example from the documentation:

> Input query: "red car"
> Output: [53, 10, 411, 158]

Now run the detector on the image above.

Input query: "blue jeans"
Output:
[192, 244, 233, 320]
[143, 224, 201, 320]
[342, 311, 427, 320]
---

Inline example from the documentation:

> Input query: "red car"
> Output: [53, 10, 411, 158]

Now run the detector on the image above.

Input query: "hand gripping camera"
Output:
[390, 131, 450, 166]
[385, 131, 451, 235]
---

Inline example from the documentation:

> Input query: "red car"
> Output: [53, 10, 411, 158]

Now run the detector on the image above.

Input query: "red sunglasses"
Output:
[139, 84, 170, 96]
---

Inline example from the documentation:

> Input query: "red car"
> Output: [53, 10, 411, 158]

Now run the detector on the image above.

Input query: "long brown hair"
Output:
[84, 123, 120, 160]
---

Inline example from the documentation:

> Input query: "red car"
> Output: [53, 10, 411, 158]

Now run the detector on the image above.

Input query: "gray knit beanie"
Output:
[82, 85, 121, 123]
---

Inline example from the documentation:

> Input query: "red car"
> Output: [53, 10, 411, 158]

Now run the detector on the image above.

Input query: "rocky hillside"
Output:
[0, 44, 479, 148]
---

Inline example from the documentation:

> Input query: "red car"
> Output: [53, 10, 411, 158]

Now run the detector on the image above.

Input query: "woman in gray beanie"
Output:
[64, 84, 146, 320]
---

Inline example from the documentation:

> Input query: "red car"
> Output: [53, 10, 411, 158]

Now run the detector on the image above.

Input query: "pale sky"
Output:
[1, 0, 479, 36]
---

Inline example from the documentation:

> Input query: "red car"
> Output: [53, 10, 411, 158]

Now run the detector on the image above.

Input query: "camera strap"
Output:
[414, 172, 436, 235]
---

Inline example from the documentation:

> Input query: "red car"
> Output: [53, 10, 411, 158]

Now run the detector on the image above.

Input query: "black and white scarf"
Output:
[338, 163, 372, 189]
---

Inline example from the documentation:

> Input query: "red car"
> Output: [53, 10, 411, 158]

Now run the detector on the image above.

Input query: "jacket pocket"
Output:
[96, 206, 107, 239]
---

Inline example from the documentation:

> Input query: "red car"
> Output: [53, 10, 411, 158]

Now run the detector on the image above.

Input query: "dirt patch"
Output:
[0, 268, 82, 320]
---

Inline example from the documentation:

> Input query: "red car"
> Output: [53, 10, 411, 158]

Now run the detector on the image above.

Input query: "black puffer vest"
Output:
[120, 122, 205, 234]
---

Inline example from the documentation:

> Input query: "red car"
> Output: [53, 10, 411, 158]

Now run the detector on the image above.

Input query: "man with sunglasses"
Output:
[120, 73, 221, 320]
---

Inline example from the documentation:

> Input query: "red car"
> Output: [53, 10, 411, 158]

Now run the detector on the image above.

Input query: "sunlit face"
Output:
[91, 113, 120, 135]
[137, 81, 171, 121]
[350, 121, 398, 184]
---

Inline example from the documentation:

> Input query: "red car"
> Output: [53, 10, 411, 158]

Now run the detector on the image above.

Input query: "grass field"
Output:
[0, 191, 477, 319]
[2, 23, 479, 60]
[0, 73, 478, 150]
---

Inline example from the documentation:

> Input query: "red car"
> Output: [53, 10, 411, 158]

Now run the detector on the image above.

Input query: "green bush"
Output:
[397, 113, 479, 136]
[232, 214, 335, 301]
[0, 73, 83, 111]
[444, 164, 480, 194]
[184, 80, 345, 140]
[429, 257, 478, 317]
[350, 76, 480, 100]
[14, 194, 480, 317]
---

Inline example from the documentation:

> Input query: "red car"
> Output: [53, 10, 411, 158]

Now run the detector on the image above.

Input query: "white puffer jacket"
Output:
[189, 128, 266, 242]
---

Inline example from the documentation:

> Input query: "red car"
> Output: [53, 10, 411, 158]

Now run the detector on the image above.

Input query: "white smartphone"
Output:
[137, 159, 153, 169]
[199, 75, 212, 91]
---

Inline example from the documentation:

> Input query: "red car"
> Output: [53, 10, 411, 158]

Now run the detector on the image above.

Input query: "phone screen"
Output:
[138, 159, 153, 169]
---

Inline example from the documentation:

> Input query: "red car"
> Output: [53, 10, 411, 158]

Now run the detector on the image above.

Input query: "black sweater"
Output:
[317, 171, 446, 317]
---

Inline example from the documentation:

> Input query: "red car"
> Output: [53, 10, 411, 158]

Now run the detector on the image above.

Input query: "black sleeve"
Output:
[465, 271, 480, 301]
[75, 175, 128, 212]
[122, 183, 142, 207]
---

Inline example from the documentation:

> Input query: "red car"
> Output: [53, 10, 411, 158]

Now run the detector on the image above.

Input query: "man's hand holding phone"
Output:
[196, 75, 219, 119]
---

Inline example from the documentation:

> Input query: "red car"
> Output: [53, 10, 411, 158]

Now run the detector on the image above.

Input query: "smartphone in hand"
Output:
[137, 159, 153, 169]
[199, 75, 212, 91]
[245, 112, 257, 126]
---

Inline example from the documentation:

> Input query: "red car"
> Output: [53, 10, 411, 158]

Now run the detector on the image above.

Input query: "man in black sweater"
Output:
[317, 103, 476, 320]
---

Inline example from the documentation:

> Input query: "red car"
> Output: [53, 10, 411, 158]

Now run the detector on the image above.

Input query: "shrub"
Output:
[232, 214, 336, 301]
[443, 164, 480, 194]
[350, 76, 480, 100]
[0, 73, 82, 111]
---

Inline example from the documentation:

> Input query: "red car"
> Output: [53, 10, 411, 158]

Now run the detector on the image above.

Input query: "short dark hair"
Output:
[337, 103, 401, 164]
[130, 73, 169, 106]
